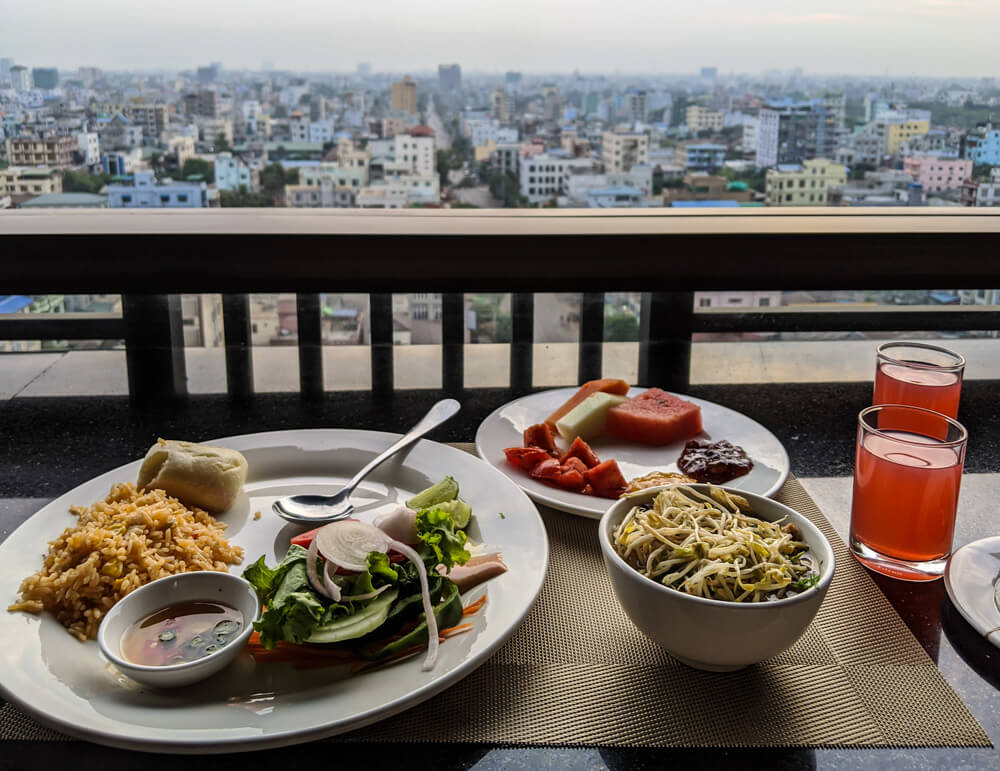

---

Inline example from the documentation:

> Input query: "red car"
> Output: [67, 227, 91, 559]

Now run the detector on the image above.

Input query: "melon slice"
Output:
[545, 379, 630, 427]
[555, 392, 627, 441]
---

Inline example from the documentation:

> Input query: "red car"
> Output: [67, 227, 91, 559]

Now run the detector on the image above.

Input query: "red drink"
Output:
[873, 363, 961, 418]
[850, 406, 966, 581]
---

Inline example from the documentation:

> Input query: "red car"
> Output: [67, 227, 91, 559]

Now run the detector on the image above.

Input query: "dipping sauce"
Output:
[121, 601, 243, 667]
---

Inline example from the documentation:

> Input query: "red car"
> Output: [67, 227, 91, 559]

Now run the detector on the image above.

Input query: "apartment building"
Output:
[685, 105, 725, 132]
[519, 154, 574, 203]
[886, 120, 931, 156]
[756, 100, 838, 168]
[438, 64, 461, 92]
[77, 132, 100, 166]
[602, 130, 650, 172]
[299, 164, 367, 191]
[676, 142, 726, 171]
[99, 113, 143, 150]
[902, 156, 973, 193]
[215, 152, 258, 192]
[9, 65, 31, 92]
[394, 128, 435, 178]
[625, 89, 647, 124]
[5, 135, 77, 168]
[961, 168, 1000, 207]
[392, 77, 417, 115]
[184, 90, 221, 118]
[965, 124, 1000, 165]
[491, 88, 512, 124]
[31, 67, 58, 89]
[0, 167, 62, 198]
[765, 158, 846, 206]
[285, 177, 357, 208]
[108, 170, 206, 208]
[127, 102, 168, 140]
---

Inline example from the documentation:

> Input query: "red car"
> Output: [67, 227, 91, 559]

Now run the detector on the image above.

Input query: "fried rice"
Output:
[7, 482, 243, 641]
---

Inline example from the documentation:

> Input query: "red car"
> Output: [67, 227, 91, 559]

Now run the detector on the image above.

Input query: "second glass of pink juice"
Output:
[873, 341, 964, 418]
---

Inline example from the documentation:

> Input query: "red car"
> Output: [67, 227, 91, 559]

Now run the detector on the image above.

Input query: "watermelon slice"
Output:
[605, 388, 703, 445]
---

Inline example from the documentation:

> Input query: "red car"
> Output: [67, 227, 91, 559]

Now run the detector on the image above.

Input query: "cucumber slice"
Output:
[303, 588, 399, 644]
[406, 476, 459, 510]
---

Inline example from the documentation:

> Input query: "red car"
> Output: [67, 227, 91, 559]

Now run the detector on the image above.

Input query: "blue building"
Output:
[680, 143, 727, 171]
[108, 171, 206, 208]
[965, 126, 1000, 166]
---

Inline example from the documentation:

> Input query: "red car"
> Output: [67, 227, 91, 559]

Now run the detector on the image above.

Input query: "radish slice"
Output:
[323, 561, 343, 602]
[386, 538, 439, 672]
[316, 520, 390, 572]
[306, 539, 334, 600]
[314, 520, 439, 671]
[374, 504, 419, 544]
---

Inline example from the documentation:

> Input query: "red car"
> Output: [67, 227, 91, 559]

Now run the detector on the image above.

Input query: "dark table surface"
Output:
[2, 382, 999, 769]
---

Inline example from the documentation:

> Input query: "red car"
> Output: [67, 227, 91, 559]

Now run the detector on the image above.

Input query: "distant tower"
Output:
[438, 63, 461, 92]
[392, 76, 418, 114]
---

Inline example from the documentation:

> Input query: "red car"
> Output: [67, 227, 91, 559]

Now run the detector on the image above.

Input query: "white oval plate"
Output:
[0, 429, 548, 753]
[945, 536, 1000, 648]
[475, 387, 790, 519]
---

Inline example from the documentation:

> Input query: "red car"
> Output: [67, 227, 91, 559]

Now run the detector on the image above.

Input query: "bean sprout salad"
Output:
[612, 485, 819, 602]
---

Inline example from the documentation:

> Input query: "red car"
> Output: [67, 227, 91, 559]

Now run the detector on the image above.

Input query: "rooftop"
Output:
[20, 193, 107, 208]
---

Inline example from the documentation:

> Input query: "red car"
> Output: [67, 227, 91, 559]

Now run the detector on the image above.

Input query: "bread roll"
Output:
[137, 439, 248, 513]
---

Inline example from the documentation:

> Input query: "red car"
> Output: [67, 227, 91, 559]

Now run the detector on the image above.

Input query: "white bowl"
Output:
[599, 484, 835, 671]
[97, 571, 260, 688]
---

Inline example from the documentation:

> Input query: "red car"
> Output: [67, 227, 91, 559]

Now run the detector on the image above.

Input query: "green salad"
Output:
[243, 477, 473, 670]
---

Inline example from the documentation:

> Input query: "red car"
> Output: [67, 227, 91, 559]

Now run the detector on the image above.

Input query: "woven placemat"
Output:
[0, 445, 990, 748]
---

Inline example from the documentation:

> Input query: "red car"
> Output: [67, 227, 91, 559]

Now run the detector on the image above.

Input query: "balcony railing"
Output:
[3, 208, 999, 401]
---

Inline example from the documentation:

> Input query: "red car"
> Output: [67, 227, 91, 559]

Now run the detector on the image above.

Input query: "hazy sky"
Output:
[5, 0, 999, 77]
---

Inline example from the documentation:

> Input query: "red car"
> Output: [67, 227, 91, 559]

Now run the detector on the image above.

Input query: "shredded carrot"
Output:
[439, 623, 472, 638]
[463, 594, 487, 616]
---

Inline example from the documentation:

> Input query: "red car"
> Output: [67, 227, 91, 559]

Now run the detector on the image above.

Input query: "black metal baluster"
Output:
[578, 292, 604, 384]
[296, 292, 323, 398]
[442, 293, 464, 393]
[510, 292, 534, 393]
[638, 291, 694, 391]
[122, 293, 187, 401]
[369, 293, 394, 395]
[222, 293, 253, 400]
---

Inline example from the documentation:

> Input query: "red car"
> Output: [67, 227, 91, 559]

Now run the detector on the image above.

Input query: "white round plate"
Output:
[475, 387, 790, 519]
[0, 429, 548, 753]
[945, 536, 1000, 648]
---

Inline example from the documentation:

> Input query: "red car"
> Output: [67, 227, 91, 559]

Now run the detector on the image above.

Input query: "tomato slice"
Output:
[523, 423, 558, 452]
[504, 446, 551, 471]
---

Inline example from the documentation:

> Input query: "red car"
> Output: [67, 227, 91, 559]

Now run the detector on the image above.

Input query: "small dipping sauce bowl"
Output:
[98, 571, 260, 688]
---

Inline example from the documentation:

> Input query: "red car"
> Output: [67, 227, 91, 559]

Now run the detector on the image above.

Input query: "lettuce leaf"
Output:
[416, 507, 471, 570]
[366, 551, 399, 585]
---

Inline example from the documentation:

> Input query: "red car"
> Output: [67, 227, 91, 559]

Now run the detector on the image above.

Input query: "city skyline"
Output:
[6, 0, 1000, 77]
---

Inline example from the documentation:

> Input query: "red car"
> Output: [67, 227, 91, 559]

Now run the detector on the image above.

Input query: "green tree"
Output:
[220, 185, 272, 207]
[214, 133, 232, 154]
[62, 170, 110, 194]
[605, 313, 639, 342]
[180, 158, 214, 183]
[259, 163, 298, 204]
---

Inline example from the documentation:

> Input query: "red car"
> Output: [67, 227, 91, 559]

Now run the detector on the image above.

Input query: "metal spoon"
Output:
[271, 398, 461, 525]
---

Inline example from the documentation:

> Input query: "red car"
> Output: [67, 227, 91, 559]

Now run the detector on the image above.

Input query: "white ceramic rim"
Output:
[475, 387, 791, 519]
[598, 483, 836, 611]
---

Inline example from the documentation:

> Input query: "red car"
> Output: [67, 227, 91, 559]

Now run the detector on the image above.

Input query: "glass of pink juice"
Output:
[873, 342, 964, 418]
[850, 405, 967, 581]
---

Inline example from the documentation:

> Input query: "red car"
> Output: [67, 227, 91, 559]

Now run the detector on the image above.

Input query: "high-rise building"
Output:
[0, 59, 13, 86]
[196, 63, 220, 85]
[438, 64, 461, 92]
[602, 130, 650, 172]
[31, 67, 58, 89]
[9, 65, 31, 92]
[184, 90, 221, 118]
[756, 99, 838, 168]
[700, 66, 718, 82]
[392, 76, 417, 115]
[625, 89, 647, 124]
[127, 103, 168, 140]
[492, 88, 512, 124]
